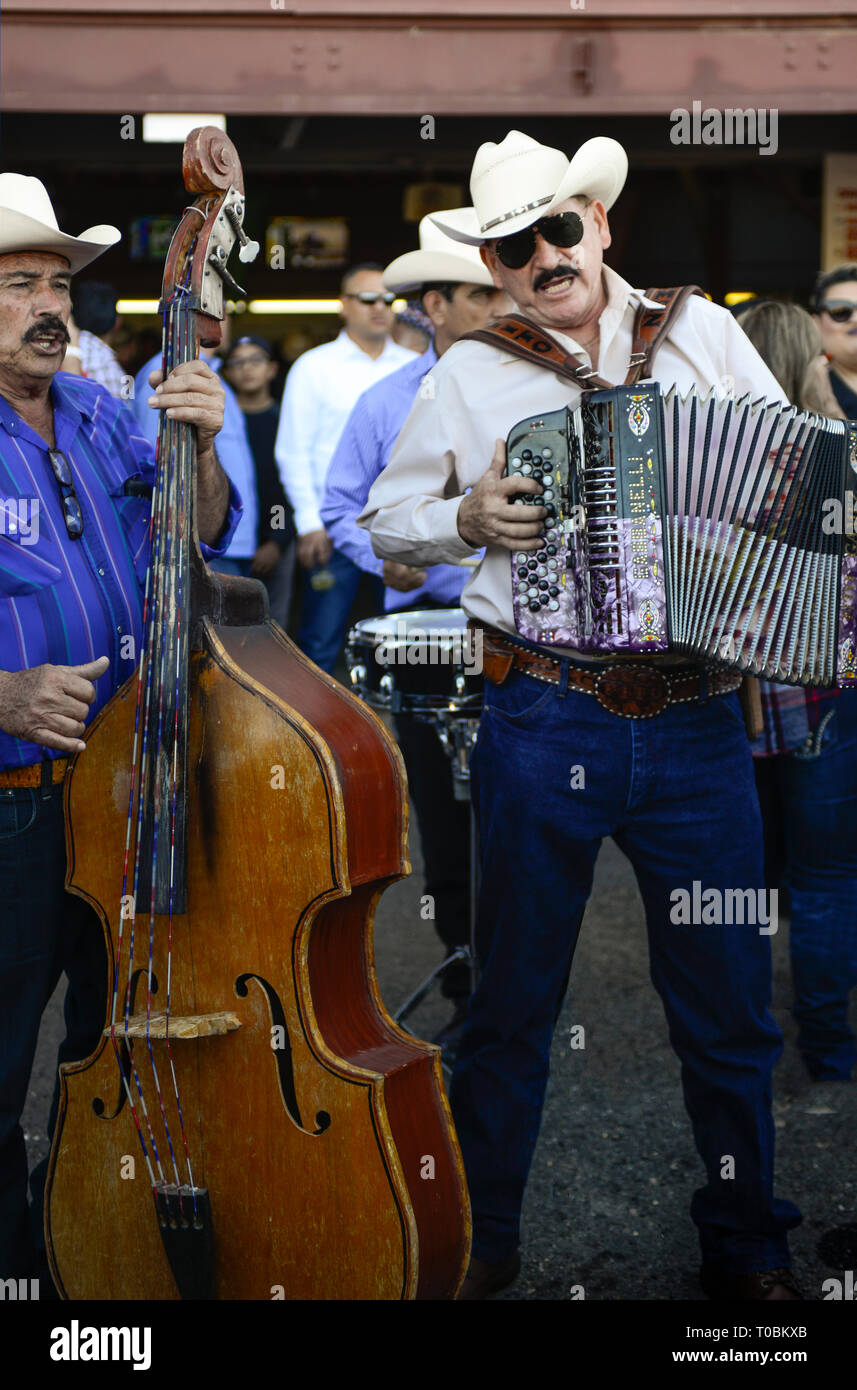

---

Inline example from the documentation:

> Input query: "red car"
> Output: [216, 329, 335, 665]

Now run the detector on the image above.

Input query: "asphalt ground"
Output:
[22, 798, 857, 1305]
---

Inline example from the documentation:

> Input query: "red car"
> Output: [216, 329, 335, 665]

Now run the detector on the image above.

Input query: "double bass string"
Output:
[103, 292, 180, 1195]
[118, 291, 182, 1192]
[162, 286, 199, 1214]
[141, 286, 187, 1204]
[111, 271, 201, 1210]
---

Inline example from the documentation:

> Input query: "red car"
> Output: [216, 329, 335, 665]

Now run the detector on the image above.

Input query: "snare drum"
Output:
[345, 608, 483, 715]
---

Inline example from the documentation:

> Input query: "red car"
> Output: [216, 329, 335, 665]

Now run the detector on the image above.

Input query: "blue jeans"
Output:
[754, 691, 857, 1080]
[451, 672, 801, 1272]
[0, 776, 106, 1279]
[295, 547, 381, 675]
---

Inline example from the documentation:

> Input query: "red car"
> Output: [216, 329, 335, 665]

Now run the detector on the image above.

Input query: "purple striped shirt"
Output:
[0, 372, 241, 768]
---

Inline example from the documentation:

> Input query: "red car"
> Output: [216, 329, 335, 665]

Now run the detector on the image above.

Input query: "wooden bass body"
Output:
[45, 606, 470, 1299]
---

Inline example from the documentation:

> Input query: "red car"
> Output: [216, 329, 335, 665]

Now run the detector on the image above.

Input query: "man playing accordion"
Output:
[359, 131, 805, 1302]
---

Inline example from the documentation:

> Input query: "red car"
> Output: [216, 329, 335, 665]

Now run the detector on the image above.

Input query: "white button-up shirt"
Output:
[358, 266, 787, 647]
[275, 329, 416, 536]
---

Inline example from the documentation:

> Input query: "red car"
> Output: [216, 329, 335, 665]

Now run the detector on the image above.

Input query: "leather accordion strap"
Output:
[460, 313, 614, 391]
[460, 286, 706, 390]
[627, 285, 707, 384]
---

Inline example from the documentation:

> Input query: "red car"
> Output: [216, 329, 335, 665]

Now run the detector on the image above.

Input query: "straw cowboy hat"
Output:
[0, 173, 120, 272]
[430, 132, 628, 246]
[383, 214, 497, 294]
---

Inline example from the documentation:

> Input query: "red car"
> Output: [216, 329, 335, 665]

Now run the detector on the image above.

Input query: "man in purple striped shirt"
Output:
[322, 216, 511, 1055]
[0, 175, 239, 1288]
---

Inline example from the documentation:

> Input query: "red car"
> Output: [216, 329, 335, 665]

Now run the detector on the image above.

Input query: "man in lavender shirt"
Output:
[322, 216, 511, 1055]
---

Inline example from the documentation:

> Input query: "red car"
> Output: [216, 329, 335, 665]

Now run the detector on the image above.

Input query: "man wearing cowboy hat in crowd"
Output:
[360, 132, 802, 1300]
[0, 174, 238, 1287]
[322, 217, 511, 1059]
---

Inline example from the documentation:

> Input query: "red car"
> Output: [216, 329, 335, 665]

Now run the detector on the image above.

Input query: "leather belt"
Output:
[470, 623, 742, 719]
[0, 758, 70, 789]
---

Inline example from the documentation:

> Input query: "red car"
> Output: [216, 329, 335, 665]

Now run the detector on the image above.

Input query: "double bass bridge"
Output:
[103, 1010, 241, 1040]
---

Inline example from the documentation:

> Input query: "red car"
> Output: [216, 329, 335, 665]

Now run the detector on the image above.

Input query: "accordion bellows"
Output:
[506, 384, 857, 687]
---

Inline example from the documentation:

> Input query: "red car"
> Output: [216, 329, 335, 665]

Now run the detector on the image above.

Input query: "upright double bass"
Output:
[45, 130, 470, 1300]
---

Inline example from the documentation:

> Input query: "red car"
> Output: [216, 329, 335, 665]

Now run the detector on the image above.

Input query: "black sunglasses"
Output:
[494, 210, 586, 270]
[342, 291, 397, 306]
[48, 449, 84, 540]
[820, 300, 857, 324]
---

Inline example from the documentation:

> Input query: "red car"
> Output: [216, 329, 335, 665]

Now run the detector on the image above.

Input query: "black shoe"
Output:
[432, 1002, 469, 1068]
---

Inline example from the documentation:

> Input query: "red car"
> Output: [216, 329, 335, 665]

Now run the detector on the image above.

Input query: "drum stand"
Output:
[393, 712, 481, 1070]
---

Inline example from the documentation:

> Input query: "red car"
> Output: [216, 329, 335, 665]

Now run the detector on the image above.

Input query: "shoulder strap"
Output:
[461, 288, 706, 393]
[627, 285, 707, 384]
[458, 314, 614, 392]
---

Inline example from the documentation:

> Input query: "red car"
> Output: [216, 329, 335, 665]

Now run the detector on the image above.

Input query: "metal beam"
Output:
[4, 5, 857, 115]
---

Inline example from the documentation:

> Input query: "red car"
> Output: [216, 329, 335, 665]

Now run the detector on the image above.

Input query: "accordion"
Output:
[506, 384, 857, 687]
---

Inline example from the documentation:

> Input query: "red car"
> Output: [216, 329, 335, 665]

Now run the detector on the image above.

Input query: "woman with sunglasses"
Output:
[811, 265, 857, 419]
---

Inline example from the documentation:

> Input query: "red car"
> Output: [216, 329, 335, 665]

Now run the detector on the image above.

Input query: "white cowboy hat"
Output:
[383, 214, 496, 294]
[0, 173, 120, 272]
[430, 132, 627, 246]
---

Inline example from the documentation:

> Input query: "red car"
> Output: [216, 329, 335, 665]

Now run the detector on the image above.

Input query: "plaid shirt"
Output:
[79, 329, 127, 399]
[751, 680, 840, 757]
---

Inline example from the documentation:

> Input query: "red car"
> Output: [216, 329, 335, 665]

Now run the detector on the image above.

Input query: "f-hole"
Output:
[235, 973, 331, 1137]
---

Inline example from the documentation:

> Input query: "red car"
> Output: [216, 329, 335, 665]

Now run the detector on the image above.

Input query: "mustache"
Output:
[24, 318, 70, 344]
[533, 265, 579, 292]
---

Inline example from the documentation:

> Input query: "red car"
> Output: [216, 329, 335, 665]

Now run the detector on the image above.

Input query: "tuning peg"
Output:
[224, 203, 260, 264]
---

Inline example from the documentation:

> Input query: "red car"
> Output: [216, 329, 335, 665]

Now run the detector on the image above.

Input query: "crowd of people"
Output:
[1, 132, 855, 1301]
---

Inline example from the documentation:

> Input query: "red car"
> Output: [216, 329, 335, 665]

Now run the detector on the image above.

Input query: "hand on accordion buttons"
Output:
[457, 438, 547, 552]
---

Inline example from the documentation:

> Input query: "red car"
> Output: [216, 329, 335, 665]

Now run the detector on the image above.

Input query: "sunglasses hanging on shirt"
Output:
[493, 210, 586, 270]
[48, 448, 84, 539]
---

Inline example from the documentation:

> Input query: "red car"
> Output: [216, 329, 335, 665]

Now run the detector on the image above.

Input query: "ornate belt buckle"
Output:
[595, 665, 670, 718]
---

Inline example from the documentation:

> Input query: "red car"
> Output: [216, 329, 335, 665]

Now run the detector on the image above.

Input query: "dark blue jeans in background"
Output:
[295, 546, 382, 675]
[451, 672, 801, 1273]
[0, 777, 106, 1280]
[754, 689, 857, 1081]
